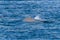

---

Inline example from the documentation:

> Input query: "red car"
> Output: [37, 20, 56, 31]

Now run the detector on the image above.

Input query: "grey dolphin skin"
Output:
[23, 16, 54, 23]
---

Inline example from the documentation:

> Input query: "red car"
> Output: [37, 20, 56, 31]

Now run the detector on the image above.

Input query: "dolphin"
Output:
[23, 15, 54, 23]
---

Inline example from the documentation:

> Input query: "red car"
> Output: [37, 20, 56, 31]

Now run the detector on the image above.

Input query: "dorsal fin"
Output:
[34, 15, 41, 20]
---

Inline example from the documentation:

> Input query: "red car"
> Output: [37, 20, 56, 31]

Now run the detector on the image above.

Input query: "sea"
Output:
[0, 0, 60, 40]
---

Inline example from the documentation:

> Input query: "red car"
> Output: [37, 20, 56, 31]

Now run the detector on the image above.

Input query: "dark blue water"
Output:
[0, 1, 60, 40]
